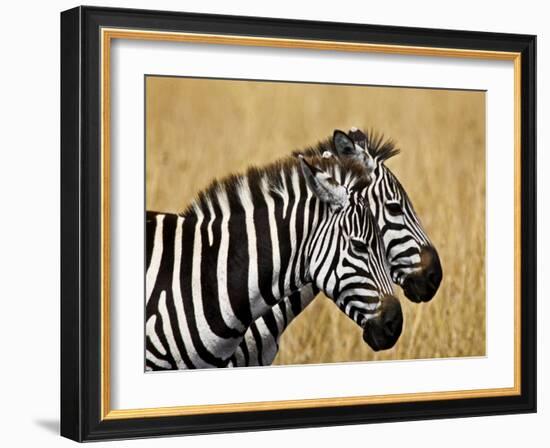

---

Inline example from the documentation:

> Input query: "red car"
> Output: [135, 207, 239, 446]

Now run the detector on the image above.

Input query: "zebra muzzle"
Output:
[402, 245, 443, 303]
[362, 295, 403, 351]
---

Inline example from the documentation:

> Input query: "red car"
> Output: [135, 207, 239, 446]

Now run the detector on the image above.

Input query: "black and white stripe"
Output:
[145, 153, 397, 370]
[229, 128, 442, 367]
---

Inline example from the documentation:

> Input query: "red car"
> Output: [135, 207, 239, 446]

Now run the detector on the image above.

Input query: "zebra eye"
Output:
[386, 201, 402, 215]
[351, 239, 369, 253]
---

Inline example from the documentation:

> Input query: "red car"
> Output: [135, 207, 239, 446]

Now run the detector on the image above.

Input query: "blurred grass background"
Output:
[146, 76, 486, 364]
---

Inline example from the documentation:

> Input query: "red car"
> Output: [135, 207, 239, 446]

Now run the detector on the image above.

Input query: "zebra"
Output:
[228, 128, 443, 367]
[145, 152, 402, 370]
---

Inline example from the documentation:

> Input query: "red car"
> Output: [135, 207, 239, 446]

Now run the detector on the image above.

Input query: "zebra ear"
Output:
[334, 128, 376, 174]
[299, 156, 349, 211]
[332, 129, 364, 158]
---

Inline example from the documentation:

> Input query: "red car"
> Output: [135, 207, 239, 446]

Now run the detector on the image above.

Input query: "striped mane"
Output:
[295, 128, 400, 163]
[182, 153, 370, 218]
[362, 130, 400, 162]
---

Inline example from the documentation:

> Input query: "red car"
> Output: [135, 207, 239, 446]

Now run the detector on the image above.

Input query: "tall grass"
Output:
[146, 76, 486, 364]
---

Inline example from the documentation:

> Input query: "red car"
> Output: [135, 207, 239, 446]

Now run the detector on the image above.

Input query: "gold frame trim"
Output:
[100, 28, 522, 421]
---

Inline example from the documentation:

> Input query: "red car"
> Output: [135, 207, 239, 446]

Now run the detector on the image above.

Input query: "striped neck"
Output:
[183, 164, 316, 329]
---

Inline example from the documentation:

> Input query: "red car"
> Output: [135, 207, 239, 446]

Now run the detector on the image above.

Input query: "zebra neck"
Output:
[184, 170, 317, 331]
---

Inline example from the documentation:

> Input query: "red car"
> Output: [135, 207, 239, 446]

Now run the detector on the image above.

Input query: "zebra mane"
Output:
[362, 130, 400, 162]
[295, 128, 400, 163]
[181, 153, 370, 218]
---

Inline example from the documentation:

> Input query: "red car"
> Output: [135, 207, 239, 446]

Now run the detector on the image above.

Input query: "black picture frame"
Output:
[61, 5, 536, 442]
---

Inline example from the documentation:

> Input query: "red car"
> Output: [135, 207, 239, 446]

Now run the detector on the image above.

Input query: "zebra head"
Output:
[332, 128, 443, 303]
[299, 155, 403, 351]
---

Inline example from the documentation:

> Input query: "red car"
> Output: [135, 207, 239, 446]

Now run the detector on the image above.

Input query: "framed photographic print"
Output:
[60, 6, 536, 442]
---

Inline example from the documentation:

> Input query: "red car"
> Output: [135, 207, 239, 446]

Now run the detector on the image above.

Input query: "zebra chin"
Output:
[362, 295, 403, 351]
[402, 245, 443, 303]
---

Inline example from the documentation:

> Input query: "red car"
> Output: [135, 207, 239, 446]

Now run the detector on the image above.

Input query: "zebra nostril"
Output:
[382, 295, 403, 337]
[384, 317, 399, 336]
[420, 246, 442, 290]
[428, 262, 442, 289]
[428, 270, 439, 287]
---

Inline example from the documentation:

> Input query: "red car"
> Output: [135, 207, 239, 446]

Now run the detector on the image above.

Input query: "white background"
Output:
[0, 0, 546, 447]
[111, 40, 515, 409]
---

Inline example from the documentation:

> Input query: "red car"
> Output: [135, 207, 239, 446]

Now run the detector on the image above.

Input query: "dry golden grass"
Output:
[146, 76, 486, 364]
